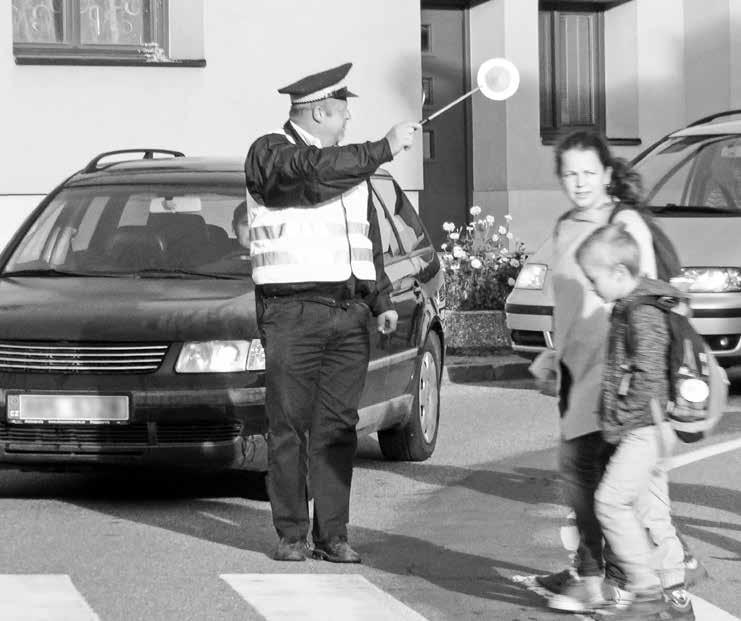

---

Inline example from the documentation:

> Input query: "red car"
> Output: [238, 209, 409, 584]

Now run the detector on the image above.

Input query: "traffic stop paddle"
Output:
[420, 57, 521, 126]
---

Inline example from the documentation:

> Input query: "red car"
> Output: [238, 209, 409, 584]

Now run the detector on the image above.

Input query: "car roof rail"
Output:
[81, 149, 185, 173]
[687, 109, 741, 127]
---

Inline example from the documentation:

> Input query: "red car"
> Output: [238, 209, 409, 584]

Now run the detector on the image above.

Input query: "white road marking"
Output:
[198, 510, 240, 526]
[664, 436, 741, 471]
[222, 574, 428, 621]
[0, 575, 99, 621]
[690, 595, 741, 620]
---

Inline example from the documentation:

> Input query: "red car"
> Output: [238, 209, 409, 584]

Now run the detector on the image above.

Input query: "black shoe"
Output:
[273, 537, 310, 562]
[536, 568, 576, 594]
[312, 536, 362, 564]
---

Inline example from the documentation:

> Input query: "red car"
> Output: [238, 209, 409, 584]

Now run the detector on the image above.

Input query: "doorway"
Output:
[420, 7, 471, 249]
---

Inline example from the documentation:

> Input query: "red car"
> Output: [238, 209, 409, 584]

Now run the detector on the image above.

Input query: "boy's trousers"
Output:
[595, 424, 685, 591]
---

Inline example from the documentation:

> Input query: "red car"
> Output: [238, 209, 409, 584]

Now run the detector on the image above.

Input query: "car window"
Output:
[3, 185, 249, 277]
[371, 177, 429, 252]
[638, 134, 741, 213]
[370, 187, 402, 257]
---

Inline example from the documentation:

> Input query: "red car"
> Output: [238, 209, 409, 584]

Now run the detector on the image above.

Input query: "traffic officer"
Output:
[245, 62, 419, 563]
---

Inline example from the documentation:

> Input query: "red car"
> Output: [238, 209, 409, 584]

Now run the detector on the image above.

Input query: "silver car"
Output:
[506, 111, 741, 366]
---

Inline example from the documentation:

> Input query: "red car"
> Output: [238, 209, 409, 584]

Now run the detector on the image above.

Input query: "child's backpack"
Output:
[623, 295, 729, 442]
[608, 203, 682, 282]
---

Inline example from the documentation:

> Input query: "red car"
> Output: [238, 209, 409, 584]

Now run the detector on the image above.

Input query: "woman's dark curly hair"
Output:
[554, 130, 643, 205]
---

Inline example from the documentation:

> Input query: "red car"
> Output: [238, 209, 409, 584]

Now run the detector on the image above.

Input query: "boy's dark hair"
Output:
[575, 222, 641, 276]
[554, 130, 643, 204]
[232, 200, 248, 233]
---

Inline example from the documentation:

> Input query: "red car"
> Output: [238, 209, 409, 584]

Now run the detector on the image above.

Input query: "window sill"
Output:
[15, 55, 206, 68]
[540, 134, 641, 147]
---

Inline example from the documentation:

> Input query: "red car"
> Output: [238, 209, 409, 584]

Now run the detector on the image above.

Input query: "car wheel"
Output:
[378, 331, 441, 461]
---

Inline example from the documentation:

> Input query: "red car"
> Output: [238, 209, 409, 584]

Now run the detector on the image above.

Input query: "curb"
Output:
[443, 353, 532, 384]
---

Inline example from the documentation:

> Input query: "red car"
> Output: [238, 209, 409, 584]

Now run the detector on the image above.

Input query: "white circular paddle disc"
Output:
[477, 57, 520, 101]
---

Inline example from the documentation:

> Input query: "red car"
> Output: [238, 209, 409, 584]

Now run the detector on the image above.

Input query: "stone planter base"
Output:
[441, 309, 511, 353]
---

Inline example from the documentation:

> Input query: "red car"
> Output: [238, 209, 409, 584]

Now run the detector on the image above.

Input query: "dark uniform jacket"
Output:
[244, 121, 393, 316]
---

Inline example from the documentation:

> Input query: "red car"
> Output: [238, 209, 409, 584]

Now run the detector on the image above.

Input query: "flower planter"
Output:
[441, 309, 511, 353]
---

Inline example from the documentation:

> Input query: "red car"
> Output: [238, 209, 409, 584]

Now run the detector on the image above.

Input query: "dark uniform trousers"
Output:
[258, 294, 370, 543]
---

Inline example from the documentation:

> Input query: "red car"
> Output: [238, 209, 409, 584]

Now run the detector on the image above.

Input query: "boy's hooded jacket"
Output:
[601, 277, 688, 444]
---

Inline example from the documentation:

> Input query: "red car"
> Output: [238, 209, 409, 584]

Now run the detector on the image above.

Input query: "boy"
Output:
[574, 223, 694, 620]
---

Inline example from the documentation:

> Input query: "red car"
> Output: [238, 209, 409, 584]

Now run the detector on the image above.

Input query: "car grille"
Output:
[0, 421, 243, 452]
[157, 422, 242, 444]
[0, 423, 149, 446]
[0, 342, 169, 373]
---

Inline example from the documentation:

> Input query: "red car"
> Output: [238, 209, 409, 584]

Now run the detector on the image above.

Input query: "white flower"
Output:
[442, 222, 456, 232]
[441, 243, 448, 250]
[469, 205, 482, 216]
[498, 225, 507, 235]
[508, 277, 516, 286]
[466, 224, 474, 231]
[453, 245, 467, 259]
[486, 215, 495, 225]
[470, 258, 483, 269]
[501, 247, 509, 255]
[504, 214, 513, 222]
[491, 234, 499, 242]
[506, 232, 514, 239]
[450, 232, 460, 241]
[510, 258, 520, 268]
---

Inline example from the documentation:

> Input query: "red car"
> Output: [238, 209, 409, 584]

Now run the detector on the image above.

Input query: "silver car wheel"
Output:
[418, 350, 439, 443]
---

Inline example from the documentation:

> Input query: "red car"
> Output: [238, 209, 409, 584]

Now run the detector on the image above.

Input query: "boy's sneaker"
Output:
[535, 567, 576, 593]
[663, 586, 696, 620]
[602, 578, 632, 611]
[595, 587, 687, 620]
[546, 575, 605, 612]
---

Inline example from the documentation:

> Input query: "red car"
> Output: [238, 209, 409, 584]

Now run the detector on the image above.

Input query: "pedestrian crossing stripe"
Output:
[0, 575, 99, 621]
[221, 574, 429, 621]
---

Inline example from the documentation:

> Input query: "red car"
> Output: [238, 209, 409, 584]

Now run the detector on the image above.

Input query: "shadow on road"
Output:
[0, 467, 549, 610]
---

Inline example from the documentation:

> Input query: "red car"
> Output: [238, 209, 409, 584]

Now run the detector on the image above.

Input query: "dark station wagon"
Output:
[0, 149, 444, 473]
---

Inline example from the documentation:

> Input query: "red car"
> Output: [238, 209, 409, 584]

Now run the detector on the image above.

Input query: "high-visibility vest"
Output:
[247, 178, 376, 285]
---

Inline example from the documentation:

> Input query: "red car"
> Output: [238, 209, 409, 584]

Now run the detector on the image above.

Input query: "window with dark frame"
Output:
[422, 77, 434, 106]
[423, 129, 435, 161]
[539, 1, 605, 143]
[12, 0, 168, 64]
[421, 24, 431, 52]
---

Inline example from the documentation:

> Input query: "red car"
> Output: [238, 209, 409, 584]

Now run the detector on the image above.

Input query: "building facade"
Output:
[3, 0, 741, 251]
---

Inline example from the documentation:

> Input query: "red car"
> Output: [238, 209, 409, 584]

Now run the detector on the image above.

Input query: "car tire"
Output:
[378, 331, 441, 461]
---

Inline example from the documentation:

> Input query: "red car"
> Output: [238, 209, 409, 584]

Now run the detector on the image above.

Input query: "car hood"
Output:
[0, 277, 257, 342]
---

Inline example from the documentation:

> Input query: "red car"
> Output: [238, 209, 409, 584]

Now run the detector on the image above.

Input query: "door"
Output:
[421, 8, 470, 249]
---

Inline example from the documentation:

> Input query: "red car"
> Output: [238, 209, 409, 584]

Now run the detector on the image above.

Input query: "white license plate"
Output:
[7, 394, 129, 424]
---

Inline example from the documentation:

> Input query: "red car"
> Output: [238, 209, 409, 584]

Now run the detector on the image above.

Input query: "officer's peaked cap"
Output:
[278, 62, 357, 104]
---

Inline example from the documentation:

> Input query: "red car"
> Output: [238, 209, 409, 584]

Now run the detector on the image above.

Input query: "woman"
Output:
[538, 130, 698, 614]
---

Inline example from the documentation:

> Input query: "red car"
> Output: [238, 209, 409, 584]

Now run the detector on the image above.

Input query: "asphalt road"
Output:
[0, 371, 738, 620]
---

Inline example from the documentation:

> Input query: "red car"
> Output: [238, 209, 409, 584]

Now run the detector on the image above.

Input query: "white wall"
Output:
[0, 0, 423, 196]
[604, 1, 639, 139]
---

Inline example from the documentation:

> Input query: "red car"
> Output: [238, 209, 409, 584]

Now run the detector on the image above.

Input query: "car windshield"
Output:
[634, 133, 741, 214]
[2, 184, 251, 278]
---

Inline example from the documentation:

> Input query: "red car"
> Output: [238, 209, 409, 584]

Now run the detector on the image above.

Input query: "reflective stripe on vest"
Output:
[247, 179, 377, 285]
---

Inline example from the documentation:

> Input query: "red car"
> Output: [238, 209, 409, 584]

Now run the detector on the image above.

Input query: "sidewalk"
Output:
[443, 351, 533, 383]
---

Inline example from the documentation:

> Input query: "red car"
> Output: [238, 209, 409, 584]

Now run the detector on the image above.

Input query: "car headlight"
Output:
[514, 263, 548, 290]
[679, 267, 741, 293]
[175, 339, 265, 373]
